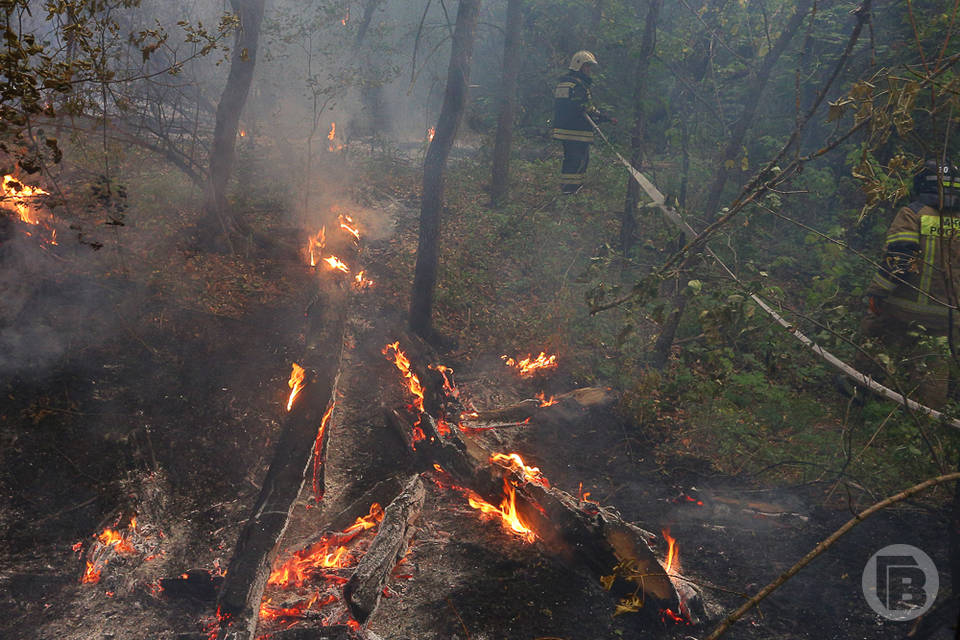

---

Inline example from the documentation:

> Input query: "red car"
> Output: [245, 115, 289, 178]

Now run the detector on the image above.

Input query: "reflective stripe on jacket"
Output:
[552, 71, 595, 142]
[867, 201, 960, 330]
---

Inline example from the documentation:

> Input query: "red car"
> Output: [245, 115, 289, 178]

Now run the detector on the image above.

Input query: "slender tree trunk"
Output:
[489, 0, 522, 207]
[649, 0, 812, 368]
[620, 0, 661, 252]
[409, 0, 482, 341]
[354, 0, 390, 137]
[700, 0, 813, 223]
[201, 0, 267, 249]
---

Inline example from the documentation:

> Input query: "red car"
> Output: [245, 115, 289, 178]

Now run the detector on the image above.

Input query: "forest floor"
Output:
[0, 143, 956, 639]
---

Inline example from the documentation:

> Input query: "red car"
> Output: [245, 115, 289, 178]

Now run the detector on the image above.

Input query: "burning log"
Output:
[343, 475, 425, 624]
[381, 338, 704, 624]
[464, 386, 618, 424]
[215, 281, 349, 640]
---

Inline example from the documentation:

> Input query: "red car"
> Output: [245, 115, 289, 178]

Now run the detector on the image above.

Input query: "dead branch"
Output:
[705, 471, 960, 640]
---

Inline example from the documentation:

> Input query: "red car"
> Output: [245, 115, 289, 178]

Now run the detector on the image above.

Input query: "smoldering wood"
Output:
[466, 387, 619, 423]
[343, 475, 425, 624]
[215, 279, 349, 640]
[300, 475, 409, 549]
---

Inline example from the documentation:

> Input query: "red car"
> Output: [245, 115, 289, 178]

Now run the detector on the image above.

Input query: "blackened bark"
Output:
[489, 0, 523, 207]
[201, 0, 267, 249]
[409, 0, 482, 341]
[620, 0, 661, 252]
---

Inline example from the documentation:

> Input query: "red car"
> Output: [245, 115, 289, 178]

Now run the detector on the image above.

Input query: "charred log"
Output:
[215, 280, 349, 640]
[344, 475, 425, 624]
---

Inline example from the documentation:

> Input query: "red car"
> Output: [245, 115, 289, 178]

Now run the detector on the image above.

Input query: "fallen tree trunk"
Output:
[344, 475, 425, 623]
[380, 340, 701, 622]
[216, 281, 350, 640]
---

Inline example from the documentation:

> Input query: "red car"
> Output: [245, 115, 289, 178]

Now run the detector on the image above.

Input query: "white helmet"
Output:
[568, 50, 598, 71]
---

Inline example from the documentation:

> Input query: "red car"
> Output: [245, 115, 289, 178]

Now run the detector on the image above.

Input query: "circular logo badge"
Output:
[862, 544, 938, 621]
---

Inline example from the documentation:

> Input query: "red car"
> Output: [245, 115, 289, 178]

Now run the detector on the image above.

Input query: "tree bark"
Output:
[650, 0, 812, 367]
[201, 0, 267, 250]
[409, 0, 482, 341]
[489, 0, 523, 207]
[620, 0, 661, 252]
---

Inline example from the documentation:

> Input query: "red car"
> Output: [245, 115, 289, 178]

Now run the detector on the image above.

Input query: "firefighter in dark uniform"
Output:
[552, 51, 613, 195]
[860, 160, 960, 405]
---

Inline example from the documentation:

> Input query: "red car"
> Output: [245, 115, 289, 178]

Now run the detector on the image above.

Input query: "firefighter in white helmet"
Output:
[552, 50, 614, 194]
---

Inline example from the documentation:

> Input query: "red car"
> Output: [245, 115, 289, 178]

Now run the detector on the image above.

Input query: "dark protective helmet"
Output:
[914, 159, 960, 208]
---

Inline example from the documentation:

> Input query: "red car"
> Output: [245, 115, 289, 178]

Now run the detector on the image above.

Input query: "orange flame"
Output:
[327, 122, 344, 152]
[239, 129, 246, 137]
[467, 479, 535, 543]
[535, 391, 557, 407]
[323, 256, 350, 273]
[328, 122, 336, 141]
[287, 363, 306, 412]
[2, 174, 57, 245]
[662, 528, 678, 574]
[341, 8, 349, 25]
[308, 226, 326, 266]
[382, 342, 425, 414]
[428, 364, 459, 398]
[491, 452, 550, 488]
[353, 270, 374, 290]
[502, 352, 558, 377]
[78, 519, 143, 584]
[427, 127, 435, 142]
[312, 402, 335, 501]
[338, 214, 360, 241]
[267, 503, 384, 587]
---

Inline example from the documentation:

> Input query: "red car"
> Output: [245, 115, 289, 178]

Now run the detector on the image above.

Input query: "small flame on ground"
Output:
[323, 256, 350, 273]
[383, 342, 425, 414]
[502, 352, 558, 377]
[308, 227, 326, 266]
[662, 528, 678, 574]
[466, 479, 536, 543]
[353, 270, 374, 290]
[78, 516, 150, 585]
[491, 452, 549, 488]
[286, 363, 307, 412]
[341, 8, 349, 25]
[239, 129, 246, 137]
[327, 122, 344, 152]
[338, 214, 360, 241]
[535, 391, 557, 407]
[427, 127, 435, 142]
[2, 174, 57, 244]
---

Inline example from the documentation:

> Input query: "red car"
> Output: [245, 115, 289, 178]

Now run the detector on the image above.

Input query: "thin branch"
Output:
[705, 471, 960, 640]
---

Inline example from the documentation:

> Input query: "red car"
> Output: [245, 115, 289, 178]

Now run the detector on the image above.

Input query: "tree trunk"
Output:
[201, 0, 267, 250]
[409, 0, 482, 341]
[489, 0, 523, 207]
[650, 0, 812, 368]
[620, 0, 661, 252]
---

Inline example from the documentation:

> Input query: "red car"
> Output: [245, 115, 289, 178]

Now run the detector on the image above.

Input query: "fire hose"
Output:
[585, 114, 960, 430]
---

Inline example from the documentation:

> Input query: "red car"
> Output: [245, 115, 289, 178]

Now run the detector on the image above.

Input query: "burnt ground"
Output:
[1, 190, 958, 640]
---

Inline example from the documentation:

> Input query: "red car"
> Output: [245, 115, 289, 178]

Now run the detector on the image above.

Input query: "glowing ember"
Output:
[491, 452, 549, 488]
[312, 402, 335, 501]
[323, 255, 350, 273]
[382, 342, 425, 414]
[308, 226, 326, 267]
[338, 214, 360, 241]
[535, 391, 557, 407]
[467, 479, 535, 543]
[286, 363, 307, 412]
[427, 127, 435, 142]
[502, 351, 558, 377]
[268, 503, 384, 587]
[259, 591, 337, 621]
[78, 518, 143, 585]
[662, 528, 678, 574]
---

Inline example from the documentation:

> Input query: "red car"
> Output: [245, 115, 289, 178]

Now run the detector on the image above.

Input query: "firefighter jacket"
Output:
[867, 201, 960, 331]
[552, 70, 609, 143]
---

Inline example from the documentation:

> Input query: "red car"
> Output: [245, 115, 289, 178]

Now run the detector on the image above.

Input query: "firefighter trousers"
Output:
[560, 141, 590, 193]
